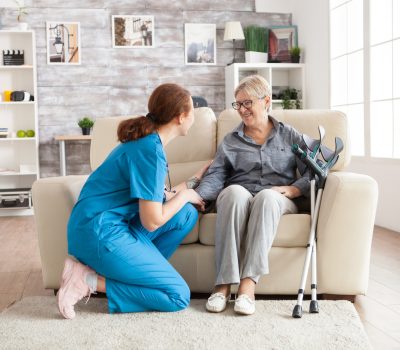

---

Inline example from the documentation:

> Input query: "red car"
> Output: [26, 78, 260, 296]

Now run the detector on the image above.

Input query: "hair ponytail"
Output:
[117, 83, 191, 143]
[117, 116, 156, 143]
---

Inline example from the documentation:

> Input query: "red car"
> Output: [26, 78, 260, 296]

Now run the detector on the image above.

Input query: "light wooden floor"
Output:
[0, 216, 399, 349]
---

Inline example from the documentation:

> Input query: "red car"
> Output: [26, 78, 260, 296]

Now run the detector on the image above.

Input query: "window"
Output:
[330, 0, 400, 159]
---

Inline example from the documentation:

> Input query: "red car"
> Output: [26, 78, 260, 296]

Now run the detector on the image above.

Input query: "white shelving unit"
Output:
[0, 30, 39, 216]
[225, 63, 306, 110]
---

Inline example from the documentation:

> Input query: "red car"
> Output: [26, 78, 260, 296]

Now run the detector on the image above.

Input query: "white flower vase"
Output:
[245, 51, 268, 63]
[18, 22, 28, 30]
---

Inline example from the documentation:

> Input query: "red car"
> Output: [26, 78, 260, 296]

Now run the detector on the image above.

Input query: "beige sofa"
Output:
[33, 107, 378, 298]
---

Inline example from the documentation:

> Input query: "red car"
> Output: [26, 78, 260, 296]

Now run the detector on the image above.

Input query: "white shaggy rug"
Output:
[0, 297, 370, 350]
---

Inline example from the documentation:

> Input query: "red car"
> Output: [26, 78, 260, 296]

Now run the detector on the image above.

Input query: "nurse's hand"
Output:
[164, 190, 177, 201]
[183, 189, 206, 211]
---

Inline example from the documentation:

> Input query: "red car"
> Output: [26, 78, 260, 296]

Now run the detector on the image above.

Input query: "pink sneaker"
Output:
[57, 257, 95, 319]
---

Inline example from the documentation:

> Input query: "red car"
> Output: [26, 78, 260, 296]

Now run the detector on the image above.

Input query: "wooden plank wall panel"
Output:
[0, 2, 290, 177]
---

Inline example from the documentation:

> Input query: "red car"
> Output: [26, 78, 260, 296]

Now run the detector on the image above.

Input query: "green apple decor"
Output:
[17, 130, 26, 137]
[16, 129, 35, 137]
[26, 129, 35, 137]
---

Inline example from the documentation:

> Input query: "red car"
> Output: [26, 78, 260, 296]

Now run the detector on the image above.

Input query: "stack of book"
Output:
[0, 128, 9, 138]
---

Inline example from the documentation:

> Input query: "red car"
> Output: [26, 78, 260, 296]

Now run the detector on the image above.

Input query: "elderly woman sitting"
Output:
[196, 75, 310, 315]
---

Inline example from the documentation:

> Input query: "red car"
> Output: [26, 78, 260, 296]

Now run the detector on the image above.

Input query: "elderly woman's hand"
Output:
[193, 159, 213, 180]
[270, 185, 301, 199]
[182, 189, 206, 211]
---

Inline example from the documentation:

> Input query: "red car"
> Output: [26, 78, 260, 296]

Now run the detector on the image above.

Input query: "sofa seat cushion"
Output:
[63, 175, 199, 245]
[181, 216, 200, 244]
[198, 213, 311, 247]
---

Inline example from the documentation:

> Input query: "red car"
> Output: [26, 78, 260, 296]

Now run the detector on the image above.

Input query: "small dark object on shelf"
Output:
[11, 91, 31, 102]
[192, 96, 208, 108]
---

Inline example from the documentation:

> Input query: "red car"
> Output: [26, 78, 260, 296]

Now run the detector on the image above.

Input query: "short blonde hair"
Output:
[234, 74, 272, 100]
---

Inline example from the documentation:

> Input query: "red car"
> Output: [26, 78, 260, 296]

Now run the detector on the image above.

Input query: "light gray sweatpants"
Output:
[214, 184, 298, 285]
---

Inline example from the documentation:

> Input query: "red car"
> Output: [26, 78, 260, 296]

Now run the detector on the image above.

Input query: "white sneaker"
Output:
[234, 294, 255, 315]
[205, 292, 231, 313]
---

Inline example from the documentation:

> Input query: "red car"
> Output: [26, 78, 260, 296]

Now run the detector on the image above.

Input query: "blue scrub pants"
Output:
[68, 203, 198, 313]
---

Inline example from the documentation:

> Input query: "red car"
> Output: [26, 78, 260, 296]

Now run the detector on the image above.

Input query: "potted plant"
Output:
[290, 46, 301, 63]
[14, 0, 29, 30]
[78, 117, 95, 135]
[243, 26, 268, 63]
[281, 93, 293, 109]
[280, 88, 301, 109]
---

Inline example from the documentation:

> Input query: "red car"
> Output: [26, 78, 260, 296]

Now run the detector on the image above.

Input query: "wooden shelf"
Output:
[0, 137, 36, 141]
[225, 63, 306, 110]
[0, 65, 33, 69]
[272, 99, 303, 103]
[0, 172, 37, 176]
[0, 30, 34, 34]
[0, 30, 39, 211]
[0, 102, 35, 105]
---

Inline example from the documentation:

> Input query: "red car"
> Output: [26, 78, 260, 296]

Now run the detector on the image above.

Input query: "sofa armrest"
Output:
[317, 172, 378, 295]
[32, 175, 88, 289]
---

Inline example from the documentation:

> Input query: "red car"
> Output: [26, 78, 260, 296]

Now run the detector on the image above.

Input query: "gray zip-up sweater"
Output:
[196, 116, 310, 201]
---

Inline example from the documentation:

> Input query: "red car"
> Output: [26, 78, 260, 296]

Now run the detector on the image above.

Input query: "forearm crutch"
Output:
[291, 132, 344, 319]
[292, 179, 322, 318]
[310, 179, 318, 313]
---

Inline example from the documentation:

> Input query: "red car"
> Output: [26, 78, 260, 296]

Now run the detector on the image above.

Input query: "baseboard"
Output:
[54, 290, 356, 303]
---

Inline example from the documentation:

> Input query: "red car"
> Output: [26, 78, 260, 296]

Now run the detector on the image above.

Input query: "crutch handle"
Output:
[292, 144, 328, 186]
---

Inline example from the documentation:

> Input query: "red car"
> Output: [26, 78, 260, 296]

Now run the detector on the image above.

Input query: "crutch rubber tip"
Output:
[310, 300, 319, 313]
[292, 305, 302, 318]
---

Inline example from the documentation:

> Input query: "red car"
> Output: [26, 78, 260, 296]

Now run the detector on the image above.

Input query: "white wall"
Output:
[255, 0, 294, 14]
[256, 0, 399, 232]
[347, 159, 400, 232]
[256, 0, 330, 109]
[291, 0, 330, 109]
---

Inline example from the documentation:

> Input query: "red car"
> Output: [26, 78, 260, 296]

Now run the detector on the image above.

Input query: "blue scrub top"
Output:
[68, 133, 167, 238]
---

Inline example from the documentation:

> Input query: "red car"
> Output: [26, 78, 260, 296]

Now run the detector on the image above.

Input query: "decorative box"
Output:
[2, 50, 25, 65]
[0, 188, 32, 209]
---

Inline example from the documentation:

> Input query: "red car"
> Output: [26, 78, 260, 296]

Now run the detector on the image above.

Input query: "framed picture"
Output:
[112, 15, 154, 48]
[46, 22, 81, 65]
[185, 23, 216, 65]
[268, 25, 298, 63]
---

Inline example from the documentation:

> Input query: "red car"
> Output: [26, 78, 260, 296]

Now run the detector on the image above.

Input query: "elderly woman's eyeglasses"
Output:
[232, 96, 266, 110]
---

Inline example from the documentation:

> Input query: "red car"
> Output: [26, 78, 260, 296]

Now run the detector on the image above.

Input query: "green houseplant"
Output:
[280, 88, 301, 109]
[243, 26, 268, 63]
[289, 46, 301, 63]
[78, 117, 95, 135]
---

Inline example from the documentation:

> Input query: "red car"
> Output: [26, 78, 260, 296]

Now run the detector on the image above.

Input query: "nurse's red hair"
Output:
[117, 83, 191, 143]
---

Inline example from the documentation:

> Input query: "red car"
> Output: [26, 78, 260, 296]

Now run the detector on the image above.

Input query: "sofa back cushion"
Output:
[90, 107, 216, 173]
[90, 115, 131, 171]
[217, 109, 350, 171]
[166, 107, 216, 186]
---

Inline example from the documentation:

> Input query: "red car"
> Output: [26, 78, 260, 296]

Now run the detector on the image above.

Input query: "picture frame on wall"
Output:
[185, 23, 216, 65]
[112, 15, 154, 48]
[268, 25, 298, 63]
[46, 22, 81, 65]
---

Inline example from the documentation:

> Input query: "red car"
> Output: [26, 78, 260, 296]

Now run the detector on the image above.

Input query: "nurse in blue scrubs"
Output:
[57, 83, 209, 319]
